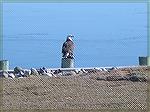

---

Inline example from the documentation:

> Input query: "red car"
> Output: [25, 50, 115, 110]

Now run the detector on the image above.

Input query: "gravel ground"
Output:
[0, 66, 150, 111]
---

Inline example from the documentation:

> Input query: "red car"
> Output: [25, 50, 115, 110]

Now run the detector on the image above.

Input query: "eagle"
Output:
[62, 35, 74, 59]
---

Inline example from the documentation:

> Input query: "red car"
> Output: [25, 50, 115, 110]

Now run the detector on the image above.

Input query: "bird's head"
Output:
[66, 34, 74, 41]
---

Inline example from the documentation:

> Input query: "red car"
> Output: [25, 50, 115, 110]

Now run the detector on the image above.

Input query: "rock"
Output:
[126, 73, 147, 82]
[76, 69, 88, 76]
[23, 69, 31, 77]
[39, 67, 53, 77]
[31, 68, 39, 76]
[101, 68, 108, 72]
[79, 73, 89, 77]
[1, 71, 9, 78]
[42, 67, 48, 73]
[0, 72, 3, 78]
[15, 71, 24, 77]
[62, 71, 74, 76]
[107, 67, 118, 72]
[8, 73, 15, 78]
[14, 66, 24, 74]
[96, 77, 105, 81]
[39, 68, 45, 74]
[74, 69, 80, 74]
[0, 71, 15, 79]
[129, 76, 138, 82]
[54, 69, 62, 74]
[106, 75, 125, 81]
[81, 69, 88, 73]
[41, 73, 53, 77]
[14, 66, 28, 78]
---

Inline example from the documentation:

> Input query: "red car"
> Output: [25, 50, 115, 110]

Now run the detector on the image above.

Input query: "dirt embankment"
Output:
[0, 66, 150, 111]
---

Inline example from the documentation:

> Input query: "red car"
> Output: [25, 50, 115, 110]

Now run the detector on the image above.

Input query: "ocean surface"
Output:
[3, 3, 147, 69]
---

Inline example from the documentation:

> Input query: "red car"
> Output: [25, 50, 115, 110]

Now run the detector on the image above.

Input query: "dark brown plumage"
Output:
[62, 37, 74, 58]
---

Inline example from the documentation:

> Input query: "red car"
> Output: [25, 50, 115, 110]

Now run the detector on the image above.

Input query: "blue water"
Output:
[3, 3, 147, 69]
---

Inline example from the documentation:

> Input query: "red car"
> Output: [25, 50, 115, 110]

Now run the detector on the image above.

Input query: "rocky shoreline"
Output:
[0, 66, 149, 82]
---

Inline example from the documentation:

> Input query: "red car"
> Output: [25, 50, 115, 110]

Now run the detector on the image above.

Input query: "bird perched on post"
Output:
[62, 34, 74, 59]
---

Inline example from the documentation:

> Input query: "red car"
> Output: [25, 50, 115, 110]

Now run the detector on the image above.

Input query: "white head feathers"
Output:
[67, 34, 74, 41]
[67, 37, 73, 41]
